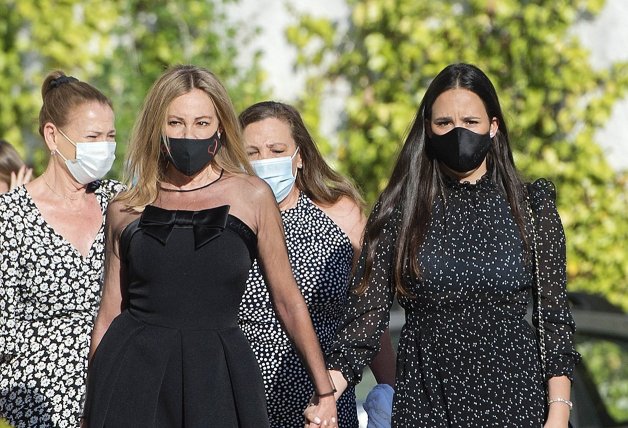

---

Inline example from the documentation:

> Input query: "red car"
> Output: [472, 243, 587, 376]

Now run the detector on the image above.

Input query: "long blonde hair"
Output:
[119, 65, 253, 210]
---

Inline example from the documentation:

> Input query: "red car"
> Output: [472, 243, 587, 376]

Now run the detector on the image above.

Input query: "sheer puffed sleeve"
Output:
[529, 179, 580, 381]
[327, 205, 398, 385]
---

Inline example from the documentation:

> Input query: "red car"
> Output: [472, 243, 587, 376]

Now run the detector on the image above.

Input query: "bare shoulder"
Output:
[316, 196, 366, 249]
[317, 195, 363, 225]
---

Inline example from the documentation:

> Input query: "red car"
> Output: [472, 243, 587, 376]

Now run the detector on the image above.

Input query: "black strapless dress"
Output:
[84, 205, 268, 427]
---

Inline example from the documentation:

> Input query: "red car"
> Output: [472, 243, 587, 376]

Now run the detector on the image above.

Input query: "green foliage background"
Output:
[0, 0, 267, 178]
[286, 0, 628, 311]
[2, 1, 625, 311]
[0, 0, 627, 423]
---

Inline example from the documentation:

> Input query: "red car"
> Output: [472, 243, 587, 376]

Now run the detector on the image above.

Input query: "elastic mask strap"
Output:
[55, 128, 77, 162]
[57, 128, 78, 147]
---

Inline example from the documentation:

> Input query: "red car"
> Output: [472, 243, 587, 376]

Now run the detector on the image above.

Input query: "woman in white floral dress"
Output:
[0, 71, 123, 427]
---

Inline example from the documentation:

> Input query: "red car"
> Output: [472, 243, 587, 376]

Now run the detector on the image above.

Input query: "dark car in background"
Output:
[568, 293, 628, 428]
[355, 293, 628, 428]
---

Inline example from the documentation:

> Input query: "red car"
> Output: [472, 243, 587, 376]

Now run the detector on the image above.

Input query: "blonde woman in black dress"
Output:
[83, 65, 337, 428]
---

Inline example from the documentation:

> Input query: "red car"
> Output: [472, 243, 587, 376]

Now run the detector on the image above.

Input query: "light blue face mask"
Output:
[250, 148, 300, 202]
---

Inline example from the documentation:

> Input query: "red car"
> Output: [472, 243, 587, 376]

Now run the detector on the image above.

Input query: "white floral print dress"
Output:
[0, 180, 124, 428]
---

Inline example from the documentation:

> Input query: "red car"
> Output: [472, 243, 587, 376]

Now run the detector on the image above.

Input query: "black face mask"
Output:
[166, 131, 222, 176]
[426, 127, 492, 172]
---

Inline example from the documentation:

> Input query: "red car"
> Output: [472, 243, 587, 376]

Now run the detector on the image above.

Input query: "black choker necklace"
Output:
[159, 169, 224, 193]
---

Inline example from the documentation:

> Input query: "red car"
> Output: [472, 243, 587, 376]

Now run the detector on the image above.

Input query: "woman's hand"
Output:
[544, 377, 572, 428]
[303, 395, 338, 428]
[10, 165, 33, 190]
[543, 407, 571, 428]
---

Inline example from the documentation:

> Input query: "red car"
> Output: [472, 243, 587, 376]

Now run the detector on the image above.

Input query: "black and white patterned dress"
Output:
[328, 176, 580, 427]
[0, 180, 123, 427]
[239, 192, 359, 428]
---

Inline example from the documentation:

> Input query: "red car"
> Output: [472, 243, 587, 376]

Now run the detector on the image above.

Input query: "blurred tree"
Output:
[0, 0, 266, 177]
[0, 0, 119, 168]
[287, 0, 628, 309]
[93, 0, 267, 177]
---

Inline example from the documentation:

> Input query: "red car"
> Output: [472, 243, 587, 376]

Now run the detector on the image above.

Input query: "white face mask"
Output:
[250, 148, 299, 202]
[56, 129, 116, 184]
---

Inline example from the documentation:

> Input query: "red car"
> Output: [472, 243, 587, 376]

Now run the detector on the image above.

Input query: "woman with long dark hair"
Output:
[307, 63, 579, 427]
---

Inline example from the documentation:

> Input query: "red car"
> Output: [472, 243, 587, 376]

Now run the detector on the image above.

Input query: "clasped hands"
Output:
[303, 394, 338, 428]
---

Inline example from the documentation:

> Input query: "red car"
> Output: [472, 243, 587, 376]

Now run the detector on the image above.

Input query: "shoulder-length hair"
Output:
[119, 64, 252, 210]
[359, 63, 528, 295]
[0, 139, 25, 185]
[239, 101, 364, 209]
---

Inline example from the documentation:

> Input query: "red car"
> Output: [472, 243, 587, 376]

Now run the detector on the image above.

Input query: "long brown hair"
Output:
[119, 65, 253, 210]
[239, 101, 364, 209]
[359, 63, 528, 296]
[0, 139, 25, 185]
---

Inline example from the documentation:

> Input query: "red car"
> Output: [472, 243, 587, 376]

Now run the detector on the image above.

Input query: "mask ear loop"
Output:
[292, 147, 302, 173]
[55, 128, 78, 162]
[57, 128, 78, 147]
[160, 135, 173, 174]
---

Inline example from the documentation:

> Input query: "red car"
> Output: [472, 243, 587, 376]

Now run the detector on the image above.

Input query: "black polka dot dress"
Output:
[328, 175, 580, 427]
[239, 192, 359, 428]
[0, 180, 124, 427]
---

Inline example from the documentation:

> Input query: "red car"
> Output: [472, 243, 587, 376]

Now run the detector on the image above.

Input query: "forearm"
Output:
[89, 317, 107, 361]
[329, 369, 349, 400]
[545, 376, 572, 426]
[369, 328, 396, 387]
[88, 308, 117, 361]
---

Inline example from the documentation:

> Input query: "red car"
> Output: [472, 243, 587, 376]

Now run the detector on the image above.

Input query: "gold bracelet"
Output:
[548, 397, 573, 410]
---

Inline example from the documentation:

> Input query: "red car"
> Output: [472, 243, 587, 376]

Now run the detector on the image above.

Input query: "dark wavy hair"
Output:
[239, 101, 364, 209]
[358, 63, 528, 295]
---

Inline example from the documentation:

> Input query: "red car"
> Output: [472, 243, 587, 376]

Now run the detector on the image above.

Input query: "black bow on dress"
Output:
[139, 205, 230, 249]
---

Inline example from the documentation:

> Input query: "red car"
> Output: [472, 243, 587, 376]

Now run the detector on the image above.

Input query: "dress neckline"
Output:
[143, 203, 255, 237]
[20, 182, 109, 261]
[146, 203, 230, 214]
[280, 190, 305, 214]
[442, 170, 494, 191]
[159, 169, 224, 193]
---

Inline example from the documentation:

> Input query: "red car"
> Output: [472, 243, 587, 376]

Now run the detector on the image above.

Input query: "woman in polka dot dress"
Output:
[238, 102, 396, 428]
[0, 71, 123, 427]
[310, 64, 580, 428]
